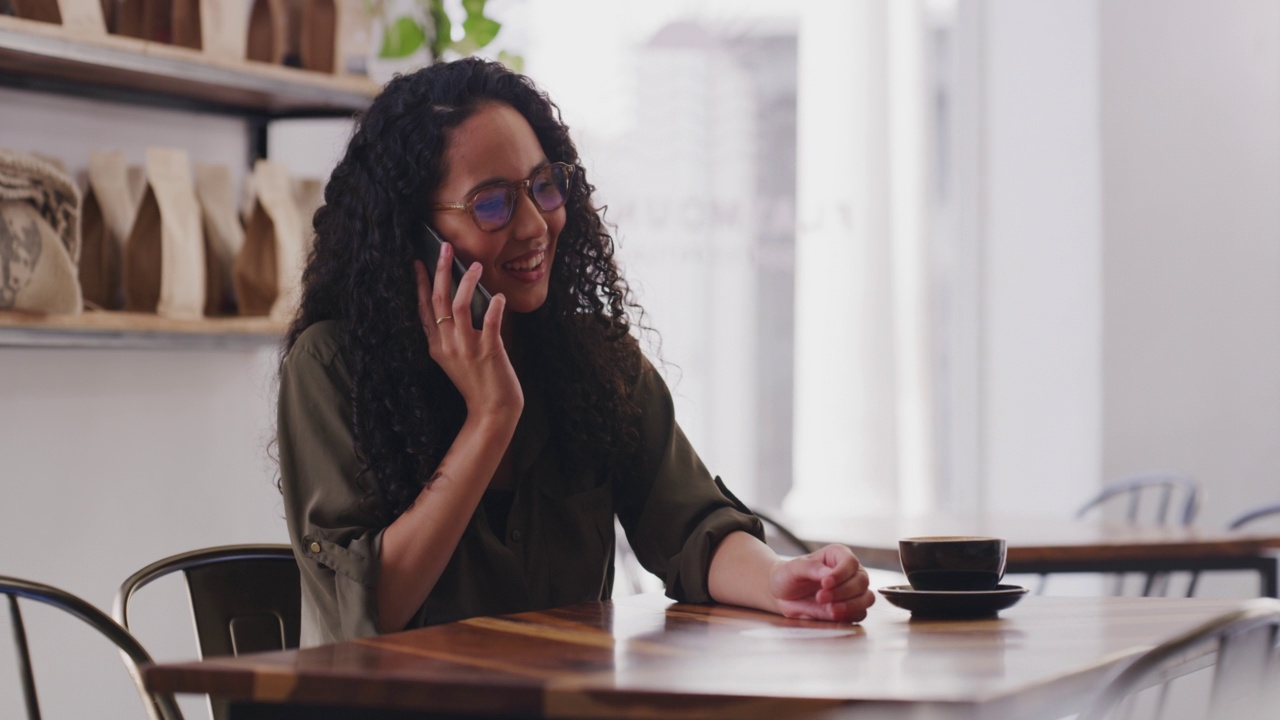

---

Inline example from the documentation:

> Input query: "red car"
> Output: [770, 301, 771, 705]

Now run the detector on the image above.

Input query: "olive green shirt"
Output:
[279, 320, 763, 646]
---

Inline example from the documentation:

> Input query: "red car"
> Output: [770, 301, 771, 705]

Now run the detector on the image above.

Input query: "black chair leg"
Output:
[9, 596, 42, 720]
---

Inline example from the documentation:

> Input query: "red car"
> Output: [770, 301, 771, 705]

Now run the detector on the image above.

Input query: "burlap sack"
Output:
[0, 148, 83, 315]
[235, 160, 303, 320]
[291, 176, 324, 258]
[124, 147, 205, 319]
[30, 152, 68, 173]
[79, 149, 136, 310]
[195, 164, 243, 316]
[247, 0, 288, 65]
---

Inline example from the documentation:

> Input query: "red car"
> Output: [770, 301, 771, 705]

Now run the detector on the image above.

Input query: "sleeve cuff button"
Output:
[309, 541, 321, 553]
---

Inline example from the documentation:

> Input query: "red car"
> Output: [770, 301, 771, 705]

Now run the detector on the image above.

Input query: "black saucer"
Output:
[878, 584, 1029, 618]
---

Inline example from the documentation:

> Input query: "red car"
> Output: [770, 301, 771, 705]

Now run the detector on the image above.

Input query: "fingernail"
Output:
[442, 242, 452, 257]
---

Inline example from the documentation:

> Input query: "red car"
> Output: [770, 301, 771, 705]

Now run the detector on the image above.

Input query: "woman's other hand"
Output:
[769, 544, 875, 623]
[414, 242, 523, 423]
[708, 532, 875, 623]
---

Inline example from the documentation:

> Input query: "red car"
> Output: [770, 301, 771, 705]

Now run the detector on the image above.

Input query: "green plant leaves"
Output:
[498, 50, 524, 73]
[393, 0, 523, 66]
[379, 16, 426, 58]
[427, 0, 451, 59]
[461, 15, 501, 50]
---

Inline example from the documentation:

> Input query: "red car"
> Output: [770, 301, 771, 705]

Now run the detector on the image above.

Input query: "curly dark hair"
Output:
[283, 58, 644, 520]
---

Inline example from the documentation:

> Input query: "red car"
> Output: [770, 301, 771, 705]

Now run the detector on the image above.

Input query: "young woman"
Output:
[278, 58, 874, 645]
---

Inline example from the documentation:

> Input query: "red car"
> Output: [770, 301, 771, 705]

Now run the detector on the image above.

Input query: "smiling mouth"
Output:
[502, 250, 546, 272]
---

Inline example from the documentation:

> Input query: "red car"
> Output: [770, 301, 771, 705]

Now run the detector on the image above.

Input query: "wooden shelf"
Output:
[0, 311, 286, 349]
[0, 15, 379, 115]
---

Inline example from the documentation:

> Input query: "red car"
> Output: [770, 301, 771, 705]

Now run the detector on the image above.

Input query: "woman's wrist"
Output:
[462, 404, 522, 440]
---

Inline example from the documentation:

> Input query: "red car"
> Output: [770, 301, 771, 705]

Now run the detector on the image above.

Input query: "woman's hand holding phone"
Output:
[415, 241, 523, 425]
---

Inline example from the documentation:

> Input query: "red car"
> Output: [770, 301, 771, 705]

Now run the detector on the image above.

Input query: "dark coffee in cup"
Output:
[899, 536, 1007, 591]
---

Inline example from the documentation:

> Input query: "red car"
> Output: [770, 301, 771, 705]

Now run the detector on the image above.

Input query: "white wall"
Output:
[1099, 0, 1280, 528]
[0, 89, 289, 719]
[0, 347, 284, 720]
[789, 0, 900, 518]
[977, 0, 1104, 516]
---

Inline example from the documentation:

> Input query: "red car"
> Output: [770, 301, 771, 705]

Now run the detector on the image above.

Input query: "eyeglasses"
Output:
[432, 162, 576, 232]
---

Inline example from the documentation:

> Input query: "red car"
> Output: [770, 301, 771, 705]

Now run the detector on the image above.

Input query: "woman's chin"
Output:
[500, 289, 548, 316]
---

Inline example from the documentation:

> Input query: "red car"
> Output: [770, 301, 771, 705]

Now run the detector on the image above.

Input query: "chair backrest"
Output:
[114, 544, 300, 657]
[1078, 598, 1280, 720]
[1229, 502, 1280, 531]
[1076, 472, 1201, 527]
[1, 575, 183, 720]
[114, 545, 300, 720]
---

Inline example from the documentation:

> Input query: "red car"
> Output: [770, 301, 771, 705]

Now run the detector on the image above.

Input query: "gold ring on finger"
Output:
[435, 315, 454, 325]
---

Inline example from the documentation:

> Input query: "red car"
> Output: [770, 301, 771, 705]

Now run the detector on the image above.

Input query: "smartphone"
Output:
[419, 223, 491, 330]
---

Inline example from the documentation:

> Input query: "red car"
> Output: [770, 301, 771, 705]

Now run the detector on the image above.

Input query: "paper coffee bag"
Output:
[235, 160, 304, 320]
[124, 147, 205, 318]
[247, 0, 288, 65]
[172, 0, 201, 49]
[10, 0, 61, 24]
[299, 0, 338, 73]
[0, 148, 83, 315]
[198, 0, 249, 61]
[115, 0, 144, 38]
[291, 176, 324, 258]
[57, 0, 108, 34]
[194, 164, 243, 316]
[336, 0, 371, 75]
[126, 164, 146, 207]
[79, 149, 136, 310]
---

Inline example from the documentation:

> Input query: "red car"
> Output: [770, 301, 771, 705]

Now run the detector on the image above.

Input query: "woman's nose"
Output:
[509, 188, 549, 240]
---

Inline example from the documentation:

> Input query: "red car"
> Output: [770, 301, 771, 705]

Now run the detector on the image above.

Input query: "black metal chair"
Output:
[1067, 472, 1201, 597]
[113, 545, 300, 720]
[1229, 502, 1280, 531]
[1025, 472, 1202, 596]
[2, 574, 183, 720]
[1078, 597, 1280, 720]
[1075, 472, 1201, 527]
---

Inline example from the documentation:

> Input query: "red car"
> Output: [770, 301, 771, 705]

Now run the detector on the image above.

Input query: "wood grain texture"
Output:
[144, 594, 1249, 720]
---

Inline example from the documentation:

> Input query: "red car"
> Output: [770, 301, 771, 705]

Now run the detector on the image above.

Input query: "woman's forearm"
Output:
[375, 411, 518, 632]
[707, 531, 784, 614]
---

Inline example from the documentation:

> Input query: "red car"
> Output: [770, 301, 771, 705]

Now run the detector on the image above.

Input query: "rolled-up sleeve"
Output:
[278, 322, 385, 645]
[617, 358, 765, 603]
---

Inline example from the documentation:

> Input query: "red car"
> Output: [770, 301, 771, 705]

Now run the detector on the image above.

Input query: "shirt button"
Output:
[309, 541, 321, 553]
[511, 530, 523, 542]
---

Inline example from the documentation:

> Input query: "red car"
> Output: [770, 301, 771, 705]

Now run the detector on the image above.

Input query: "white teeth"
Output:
[503, 251, 545, 272]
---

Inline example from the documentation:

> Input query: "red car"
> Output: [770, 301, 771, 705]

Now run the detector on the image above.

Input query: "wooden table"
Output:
[146, 593, 1247, 720]
[790, 515, 1280, 597]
